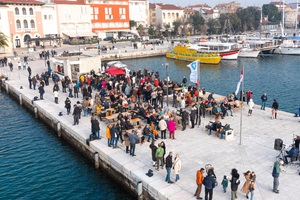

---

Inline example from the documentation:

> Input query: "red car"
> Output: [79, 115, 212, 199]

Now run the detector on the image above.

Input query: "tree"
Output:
[219, 13, 241, 33]
[148, 25, 156, 38]
[0, 32, 9, 49]
[137, 24, 144, 37]
[190, 11, 205, 34]
[163, 23, 170, 37]
[172, 19, 182, 36]
[236, 7, 261, 31]
[206, 19, 220, 34]
[262, 4, 282, 23]
[130, 20, 137, 29]
[155, 23, 162, 37]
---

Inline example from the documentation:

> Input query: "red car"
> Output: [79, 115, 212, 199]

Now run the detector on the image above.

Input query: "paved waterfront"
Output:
[1, 45, 300, 200]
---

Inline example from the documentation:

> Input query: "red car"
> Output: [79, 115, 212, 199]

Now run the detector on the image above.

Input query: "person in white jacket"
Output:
[158, 117, 167, 139]
[173, 154, 182, 182]
[248, 99, 254, 116]
[54, 90, 59, 104]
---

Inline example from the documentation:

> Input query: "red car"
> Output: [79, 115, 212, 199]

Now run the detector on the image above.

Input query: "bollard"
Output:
[5, 83, 9, 94]
[57, 122, 61, 137]
[19, 93, 22, 105]
[94, 152, 99, 169]
[34, 107, 38, 118]
[137, 181, 143, 200]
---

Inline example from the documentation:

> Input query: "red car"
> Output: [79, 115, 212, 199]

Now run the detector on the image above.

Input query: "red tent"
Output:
[105, 67, 126, 76]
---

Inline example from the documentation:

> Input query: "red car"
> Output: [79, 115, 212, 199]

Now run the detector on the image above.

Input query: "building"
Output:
[150, 3, 184, 29]
[186, 4, 219, 21]
[0, 0, 45, 51]
[88, 0, 130, 40]
[129, 0, 149, 27]
[214, 1, 241, 14]
[270, 1, 287, 11]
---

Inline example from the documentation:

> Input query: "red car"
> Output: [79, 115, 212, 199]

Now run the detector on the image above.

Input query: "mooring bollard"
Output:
[94, 152, 99, 169]
[57, 122, 61, 137]
[19, 93, 22, 105]
[5, 83, 9, 94]
[34, 107, 38, 118]
[137, 181, 143, 200]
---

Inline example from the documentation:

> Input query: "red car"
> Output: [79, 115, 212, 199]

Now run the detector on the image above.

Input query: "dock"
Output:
[1, 47, 300, 200]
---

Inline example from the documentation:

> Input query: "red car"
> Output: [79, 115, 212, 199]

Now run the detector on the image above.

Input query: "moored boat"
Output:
[274, 36, 300, 55]
[166, 45, 221, 65]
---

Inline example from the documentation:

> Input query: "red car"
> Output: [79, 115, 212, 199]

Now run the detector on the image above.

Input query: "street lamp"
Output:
[165, 63, 169, 106]
[76, 25, 80, 53]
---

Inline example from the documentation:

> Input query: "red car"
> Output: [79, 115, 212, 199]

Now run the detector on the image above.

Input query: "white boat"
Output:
[107, 60, 127, 68]
[238, 44, 260, 58]
[244, 37, 277, 55]
[274, 36, 300, 55]
[192, 41, 241, 60]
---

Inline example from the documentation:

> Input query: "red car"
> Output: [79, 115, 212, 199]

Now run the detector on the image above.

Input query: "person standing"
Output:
[165, 151, 173, 183]
[27, 66, 32, 76]
[203, 170, 216, 200]
[221, 175, 228, 193]
[158, 117, 167, 139]
[173, 154, 182, 182]
[272, 99, 279, 119]
[261, 93, 268, 110]
[247, 180, 255, 200]
[230, 168, 240, 200]
[32, 76, 37, 90]
[182, 76, 187, 87]
[65, 97, 71, 115]
[72, 104, 80, 125]
[106, 125, 111, 147]
[91, 116, 100, 139]
[110, 124, 119, 148]
[241, 171, 251, 197]
[272, 160, 284, 193]
[149, 141, 157, 167]
[246, 90, 253, 105]
[28, 76, 32, 89]
[38, 85, 45, 100]
[54, 90, 59, 104]
[128, 130, 139, 156]
[248, 99, 254, 116]
[155, 143, 164, 171]
[181, 108, 189, 131]
[194, 168, 205, 199]
[190, 106, 196, 128]
[167, 117, 176, 139]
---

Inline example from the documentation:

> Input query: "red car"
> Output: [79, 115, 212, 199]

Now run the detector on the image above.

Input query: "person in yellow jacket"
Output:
[106, 125, 111, 147]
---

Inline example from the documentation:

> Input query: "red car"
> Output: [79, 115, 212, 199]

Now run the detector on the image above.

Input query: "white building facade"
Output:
[129, 0, 149, 27]
[155, 4, 184, 29]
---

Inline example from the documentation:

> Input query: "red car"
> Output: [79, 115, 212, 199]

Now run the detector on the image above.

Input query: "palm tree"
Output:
[0, 32, 9, 49]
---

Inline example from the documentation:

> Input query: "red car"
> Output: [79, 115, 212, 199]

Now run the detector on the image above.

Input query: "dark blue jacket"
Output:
[203, 175, 216, 189]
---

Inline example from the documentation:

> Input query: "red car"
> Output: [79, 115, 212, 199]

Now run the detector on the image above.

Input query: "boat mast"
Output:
[260, 6, 263, 40]
[282, 0, 285, 36]
[296, 0, 299, 34]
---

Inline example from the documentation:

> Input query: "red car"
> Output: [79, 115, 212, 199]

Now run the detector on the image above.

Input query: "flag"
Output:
[187, 60, 199, 83]
[235, 67, 244, 95]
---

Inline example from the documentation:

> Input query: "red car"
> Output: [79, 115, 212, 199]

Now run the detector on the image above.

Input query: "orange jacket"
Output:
[196, 170, 203, 184]
[106, 126, 111, 139]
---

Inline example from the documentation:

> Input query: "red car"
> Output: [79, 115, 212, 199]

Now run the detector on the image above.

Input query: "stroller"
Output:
[205, 164, 218, 186]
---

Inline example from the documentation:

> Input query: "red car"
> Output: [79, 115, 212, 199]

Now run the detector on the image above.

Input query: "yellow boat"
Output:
[166, 45, 221, 64]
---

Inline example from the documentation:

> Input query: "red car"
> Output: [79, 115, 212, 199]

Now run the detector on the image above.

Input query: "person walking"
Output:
[248, 99, 254, 116]
[165, 151, 173, 184]
[221, 175, 228, 193]
[247, 180, 255, 200]
[272, 160, 284, 193]
[261, 93, 268, 110]
[241, 171, 251, 197]
[72, 104, 80, 125]
[155, 143, 164, 171]
[203, 170, 216, 200]
[194, 168, 205, 199]
[91, 116, 100, 139]
[272, 99, 279, 119]
[230, 168, 240, 200]
[65, 97, 71, 115]
[173, 154, 182, 182]
[158, 117, 167, 139]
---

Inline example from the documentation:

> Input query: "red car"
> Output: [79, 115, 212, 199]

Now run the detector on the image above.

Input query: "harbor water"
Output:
[122, 55, 299, 113]
[0, 92, 133, 200]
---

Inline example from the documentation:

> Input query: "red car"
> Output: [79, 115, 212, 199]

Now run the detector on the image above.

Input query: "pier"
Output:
[1, 45, 300, 200]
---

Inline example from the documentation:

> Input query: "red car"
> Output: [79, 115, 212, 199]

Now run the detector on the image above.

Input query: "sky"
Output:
[148, 0, 294, 7]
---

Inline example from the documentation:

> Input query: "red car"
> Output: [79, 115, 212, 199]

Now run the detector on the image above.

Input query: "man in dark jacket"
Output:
[165, 151, 173, 184]
[128, 130, 139, 156]
[190, 107, 196, 129]
[91, 116, 100, 139]
[272, 99, 279, 119]
[73, 104, 81, 125]
[32, 76, 37, 90]
[230, 168, 240, 200]
[38, 85, 45, 100]
[272, 160, 283, 193]
[110, 125, 119, 148]
[203, 170, 216, 200]
[181, 109, 189, 131]
[261, 93, 268, 110]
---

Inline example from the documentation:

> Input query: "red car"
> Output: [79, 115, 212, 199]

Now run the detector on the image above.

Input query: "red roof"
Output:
[159, 4, 183, 10]
[0, 0, 45, 5]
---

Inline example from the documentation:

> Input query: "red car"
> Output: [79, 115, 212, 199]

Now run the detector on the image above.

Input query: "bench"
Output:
[205, 121, 234, 141]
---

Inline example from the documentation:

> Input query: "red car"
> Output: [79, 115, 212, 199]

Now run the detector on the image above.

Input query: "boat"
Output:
[192, 42, 241, 60]
[166, 45, 222, 64]
[238, 43, 260, 58]
[274, 36, 300, 55]
[244, 37, 277, 55]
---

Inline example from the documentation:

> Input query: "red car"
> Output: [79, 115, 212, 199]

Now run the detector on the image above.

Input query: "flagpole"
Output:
[198, 60, 201, 127]
[239, 66, 244, 145]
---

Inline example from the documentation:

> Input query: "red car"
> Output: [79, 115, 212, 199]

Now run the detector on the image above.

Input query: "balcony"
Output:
[16, 28, 37, 33]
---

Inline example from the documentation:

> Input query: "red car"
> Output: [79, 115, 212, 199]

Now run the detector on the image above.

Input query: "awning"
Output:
[63, 32, 96, 38]
[105, 67, 126, 76]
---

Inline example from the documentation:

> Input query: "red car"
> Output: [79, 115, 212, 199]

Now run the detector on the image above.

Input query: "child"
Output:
[221, 175, 229, 193]
[272, 109, 276, 119]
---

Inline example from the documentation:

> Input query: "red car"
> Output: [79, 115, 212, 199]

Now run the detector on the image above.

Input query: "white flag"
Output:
[187, 60, 198, 83]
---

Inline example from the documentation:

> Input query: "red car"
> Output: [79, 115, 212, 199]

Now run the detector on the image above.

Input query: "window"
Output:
[22, 8, 26, 15]
[15, 8, 19, 15]
[119, 7, 126, 19]
[105, 7, 112, 20]
[29, 8, 33, 15]
[49, 15, 52, 20]
[44, 15, 47, 20]
[16, 20, 21, 28]
[30, 20, 35, 28]
[23, 20, 28, 28]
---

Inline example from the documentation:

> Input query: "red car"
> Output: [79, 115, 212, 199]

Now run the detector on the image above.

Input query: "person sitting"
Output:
[124, 118, 134, 130]
[215, 121, 222, 137]
[284, 145, 299, 164]
[219, 123, 231, 139]
[212, 104, 223, 120]
[206, 122, 216, 135]
[143, 124, 155, 142]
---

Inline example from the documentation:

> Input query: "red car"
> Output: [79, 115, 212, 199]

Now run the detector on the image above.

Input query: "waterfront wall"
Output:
[0, 77, 151, 200]
[100, 49, 166, 61]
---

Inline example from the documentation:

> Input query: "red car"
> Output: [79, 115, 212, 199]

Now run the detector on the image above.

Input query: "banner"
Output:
[187, 60, 198, 83]
[235, 67, 244, 95]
